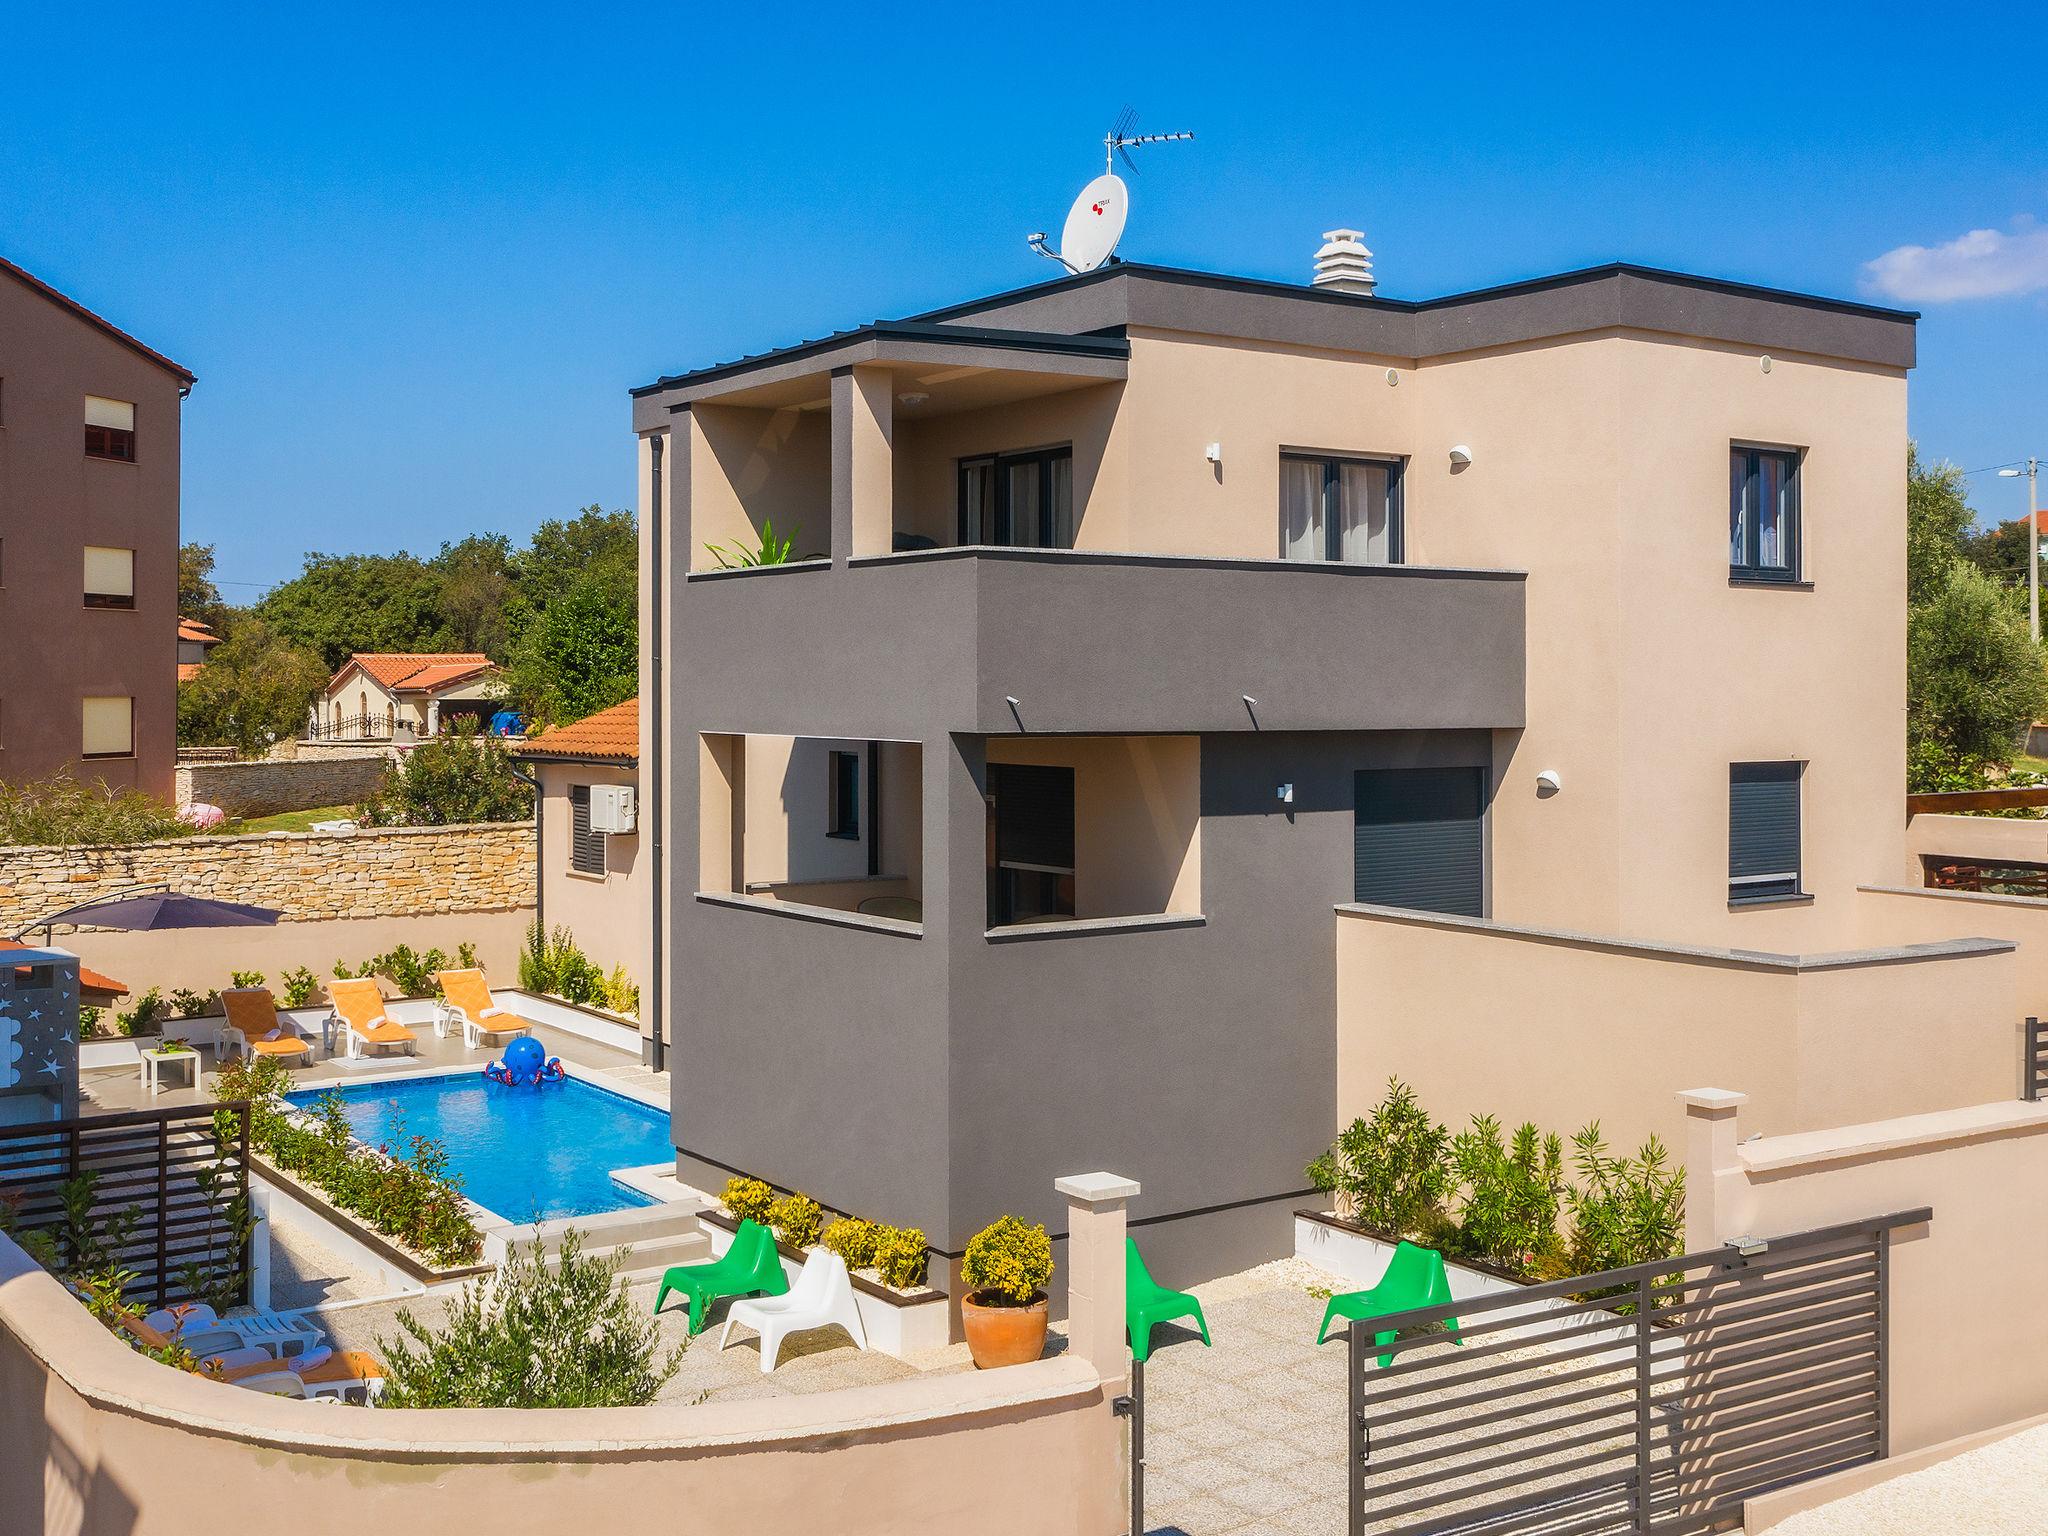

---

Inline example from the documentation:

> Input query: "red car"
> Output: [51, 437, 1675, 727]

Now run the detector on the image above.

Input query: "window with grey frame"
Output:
[827, 749, 860, 840]
[958, 446, 1074, 548]
[1729, 761, 1802, 902]
[569, 785, 607, 876]
[986, 762, 1076, 926]
[1280, 453, 1403, 564]
[1730, 446, 1801, 582]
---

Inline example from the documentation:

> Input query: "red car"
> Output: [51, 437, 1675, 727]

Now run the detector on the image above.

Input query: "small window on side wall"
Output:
[85, 396, 135, 461]
[1730, 761, 1802, 902]
[827, 750, 860, 839]
[569, 785, 607, 875]
[1730, 446, 1801, 582]
[83, 546, 135, 609]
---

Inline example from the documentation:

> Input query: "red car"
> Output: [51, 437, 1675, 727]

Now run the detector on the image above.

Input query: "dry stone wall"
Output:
[0, 823, 534, 930]
[174, 753, 393, 818]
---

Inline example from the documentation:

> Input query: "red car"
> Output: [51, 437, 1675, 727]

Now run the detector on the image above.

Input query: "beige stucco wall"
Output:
[987, 735, 1201, 919]
[322, 670, 403, 733]
[535, 760, 648, 1005]
[1689, 1093, 2048, 1454]
[686, 403, 829, 570]
[738, 735, 920, 893]
[1853, 883, 2048, 1022]
[0, 1237, 1121, 1536]
[1335, 906, 2021, 1156]
[1904, 811, 2048, 877]
[893, 382, 1123, 548]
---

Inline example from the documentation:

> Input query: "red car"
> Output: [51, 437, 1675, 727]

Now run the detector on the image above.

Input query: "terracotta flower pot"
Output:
[961, 1290, 1050, 1369]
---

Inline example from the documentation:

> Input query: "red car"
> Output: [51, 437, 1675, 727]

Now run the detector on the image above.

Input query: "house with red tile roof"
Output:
[314, 652, 504, 741]
[516, 699, 647, 1053]
[176, 617, 219, 683]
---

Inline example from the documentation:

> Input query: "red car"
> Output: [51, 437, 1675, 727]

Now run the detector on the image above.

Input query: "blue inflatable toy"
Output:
[483, 1034, 563, 1087]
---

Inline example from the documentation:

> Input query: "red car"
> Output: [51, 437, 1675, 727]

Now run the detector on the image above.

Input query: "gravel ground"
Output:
[1770, 1423, 2048, 1536]
[266, 1220, 384, 1311]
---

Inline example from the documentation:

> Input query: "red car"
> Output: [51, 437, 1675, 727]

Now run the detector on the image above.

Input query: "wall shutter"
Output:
[570, 785, 607, 876]
[1353, 767, 1487, 917]
[990, 763, 1076, 871]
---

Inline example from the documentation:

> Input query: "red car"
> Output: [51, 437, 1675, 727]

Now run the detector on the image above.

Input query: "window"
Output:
[84, 396, 135, 461]
[986, 763, 1076, 925]
[1354, 767, 1487, 917]
[1280, 453, 1403, 564]
[958, 446, 1074, 548]
[1730, 762, 1802, 902]
[82, 546, 135, 609]
[81, 696, 133, 759]
[1730, 447, 1801, 581]
[569, 785, 607, 876]
[827, 750, 860, 839]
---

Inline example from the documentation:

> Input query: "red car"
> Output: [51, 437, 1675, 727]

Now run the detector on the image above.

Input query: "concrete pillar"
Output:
[1057, 1171, 1138, 1384]
[1677, 1087, 1747, 1253]
[830, 365, 894, 565]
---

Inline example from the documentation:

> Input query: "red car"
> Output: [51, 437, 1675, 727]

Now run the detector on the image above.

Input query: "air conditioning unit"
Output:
[589, 784, 637, 835]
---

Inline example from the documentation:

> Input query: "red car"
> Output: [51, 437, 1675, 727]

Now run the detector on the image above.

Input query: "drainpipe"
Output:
[507, 758, 542, 938]
[647, 431, 667, 1074]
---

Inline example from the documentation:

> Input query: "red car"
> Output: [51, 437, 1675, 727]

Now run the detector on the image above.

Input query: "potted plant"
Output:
[959, 1215, 1054, 1368]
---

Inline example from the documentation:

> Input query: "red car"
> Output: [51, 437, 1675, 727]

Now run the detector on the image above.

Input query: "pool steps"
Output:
[484, 1196, 712, 1277]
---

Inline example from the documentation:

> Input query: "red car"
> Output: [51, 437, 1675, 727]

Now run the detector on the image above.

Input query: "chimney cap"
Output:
[1312, 227, 1376, 297]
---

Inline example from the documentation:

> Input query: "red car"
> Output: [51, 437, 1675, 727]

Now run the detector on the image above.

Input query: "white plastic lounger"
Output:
[718, 1249, 867, 1373]
[144, 1302, 323, 1359]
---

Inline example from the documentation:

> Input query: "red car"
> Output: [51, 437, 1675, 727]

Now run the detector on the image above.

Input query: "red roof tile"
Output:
[0, 254, 195, 385]
[517, 698, 639, 763]
[178, 618, 219, 643]
[177, 663, 204, 683]
[330, 653, 495, 693]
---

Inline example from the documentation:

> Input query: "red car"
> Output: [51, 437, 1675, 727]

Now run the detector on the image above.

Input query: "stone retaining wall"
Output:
[174, 754, 395, 818]
[0, 822, 534, 930]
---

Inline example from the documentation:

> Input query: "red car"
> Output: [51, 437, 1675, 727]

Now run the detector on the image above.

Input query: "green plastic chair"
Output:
[1315, 1241, 1461, 1367]
[1126, 1238, 1210, 1364]
[654, 1219, 790, 1334]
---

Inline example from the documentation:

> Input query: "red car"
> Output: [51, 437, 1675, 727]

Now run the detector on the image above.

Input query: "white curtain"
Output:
[1281, 459, 1324, 560]
[1337, 462, 1391, 563]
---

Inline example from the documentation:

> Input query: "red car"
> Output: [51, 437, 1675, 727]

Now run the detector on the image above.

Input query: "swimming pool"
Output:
[288, 1073, 672, 1222]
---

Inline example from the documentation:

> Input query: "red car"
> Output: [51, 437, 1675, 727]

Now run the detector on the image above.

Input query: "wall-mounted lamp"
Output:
[1535, 769, 1562, 798]
[1205, 441, 1223, 465]
[897, 391, 929, 407]
[1448, 443, 1474, 468]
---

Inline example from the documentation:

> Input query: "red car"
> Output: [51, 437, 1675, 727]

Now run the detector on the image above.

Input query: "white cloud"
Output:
[1864, 218, 2048, 303]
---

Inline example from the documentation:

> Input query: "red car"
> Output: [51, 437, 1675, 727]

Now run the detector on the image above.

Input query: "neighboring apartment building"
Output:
[632, 249, 1936, 1295]
[314, 652, 502, 741]
[0, 256, 193, 797]
[515, 698, 648, 1044]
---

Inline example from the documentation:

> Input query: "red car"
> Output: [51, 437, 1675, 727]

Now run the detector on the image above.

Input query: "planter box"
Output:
[699, 1207, 949, 1358]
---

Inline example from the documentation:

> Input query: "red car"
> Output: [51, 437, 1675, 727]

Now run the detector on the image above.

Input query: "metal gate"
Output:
[1343, 1209, 1926, 1536]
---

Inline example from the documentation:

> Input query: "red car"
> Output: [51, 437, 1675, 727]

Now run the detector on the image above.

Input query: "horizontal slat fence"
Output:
[1343, 1210, 1927, 1536]
[0, 1103, 251, 1308]
[2030, 1018, 2048, 1104]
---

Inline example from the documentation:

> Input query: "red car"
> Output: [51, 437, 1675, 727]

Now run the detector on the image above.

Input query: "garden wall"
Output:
[173, 754, 393, 818]
[1335, 903, 2023, 1156]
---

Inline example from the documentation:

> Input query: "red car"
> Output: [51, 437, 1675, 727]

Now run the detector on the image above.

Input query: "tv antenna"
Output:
[1028, 109, 1194, 274]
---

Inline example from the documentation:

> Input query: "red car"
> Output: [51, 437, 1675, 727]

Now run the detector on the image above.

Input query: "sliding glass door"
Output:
[959, 446, 1075, 548]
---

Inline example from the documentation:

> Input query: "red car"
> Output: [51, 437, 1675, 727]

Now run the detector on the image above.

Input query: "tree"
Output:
[177, 542, 232, 633]
[176, 618, 330, 756]
[1906, 444, 1975, 607]
[512, 506, 635, 611]
[499, 573, 636, 727]
[432, 533, 517, 657]
[257, 552, 449, 671]
[1908, 561, 2048, 773]
[356, 726, 534, 826]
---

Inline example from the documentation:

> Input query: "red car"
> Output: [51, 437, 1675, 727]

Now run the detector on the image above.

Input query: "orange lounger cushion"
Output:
[298, 1349, 384, 1386]
[249, 1038, 312, 1059]
[358, 1021, 414, 1044]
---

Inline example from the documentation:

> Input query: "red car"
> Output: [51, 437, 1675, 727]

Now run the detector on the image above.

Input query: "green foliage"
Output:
[518, 921, 601, 1004]
[117, 988, 167, 1037]
[1311, 1079, 1454, 1240]
[720, 1177, 775, 1226]
[1448, 1116, 1566, 1277]
[432, 533, 518, 656]
[175, 617, 330, 756]
[0, 772, 193, 847]
[178, 541, 230, 633]
[704, 516, 819, 571]
[257, 551, 453, 673]
[78, 1006, 105, 1039]
[872, 1226, 931, 1289]
[1907, 444, 1977, 609]
[375, 1227, 684, 1409]
[230, 969, 265, 989]
[1907, 560, 2048, 776]
[499, 573, 636, 729]
[768, 1192, 824, 1249]
[820, 1217, 880, 1270]
[595, 964, 640, 1017]
[211, 1056, 482, 1267]
[333, 942, 476, 999]
[961, 1215, 1053, 1306]
[279, 966, 322, 1008]
[1563, 1125, 1686, 1276]
[170, 988, 219, 1020]
[356, 725, 533, 827]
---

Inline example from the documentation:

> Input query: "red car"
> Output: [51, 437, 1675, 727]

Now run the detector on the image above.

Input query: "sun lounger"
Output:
[327, 977, 417, 1059]
[433, 967, 533, 1049]
[219, 988, 316, 1066]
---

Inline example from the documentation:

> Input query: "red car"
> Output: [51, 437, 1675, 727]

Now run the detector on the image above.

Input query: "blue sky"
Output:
[4, 3, 2044, 593]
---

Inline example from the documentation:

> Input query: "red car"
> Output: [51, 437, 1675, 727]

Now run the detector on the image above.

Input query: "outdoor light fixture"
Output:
[897, 391, 928, 407]
[1448, 444, 1473, 467]
[1535, 769, 1562, 796]
[1205, 441, 1222, 464]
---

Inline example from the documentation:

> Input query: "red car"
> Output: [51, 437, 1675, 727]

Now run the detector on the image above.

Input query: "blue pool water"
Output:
[288, 1073, 670, 1221]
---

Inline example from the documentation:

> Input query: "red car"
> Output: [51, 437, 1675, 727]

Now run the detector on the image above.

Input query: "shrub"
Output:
[1308, 1079, 1452, 1240]
[596, 964, 640, 1017]
[333, 957, 377, 980]
[78, 1006, 105, 1038]
[1564, 1125, 1685, 1275]
[1449, 1116, 1565, 1277]
[872, 1225, 931, 1290]
[961, 1215, 1052, 1306]
[0, 772, 194, 847]
[821, 1217, 880, 1270]
[229, 969, 266, 990]
[279, 966, 322, 1008]
[376, 1228, 684, 1408]
[769, 1192, 824, 1249]
[721, 1176, 774, 1226]
[355, 724, 533, 828]
[116, 988, 167, 1037]
[170, 988, 220, 1020]
[518, 921, 601, 1004]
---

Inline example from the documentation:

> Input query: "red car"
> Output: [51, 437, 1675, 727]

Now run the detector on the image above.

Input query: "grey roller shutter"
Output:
[1730, 762, 1801, 899]
[1354, 767, 1487, 917]
[990, 764, 1075, 871]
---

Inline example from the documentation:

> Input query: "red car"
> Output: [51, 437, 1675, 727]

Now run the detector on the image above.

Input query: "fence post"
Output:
[1348, 1318, 1367, 1536]
[1677, 1088, 1748, 1251]
[1634, 1273, 1653, 1535]
[2027, 1018, 2041, 1102]
[236, 1103, 252, 1306]
[1055, 1173, 1139, 1533]
[1875, 1226, 1892, 1458]
[155, 1115, 170, 1308]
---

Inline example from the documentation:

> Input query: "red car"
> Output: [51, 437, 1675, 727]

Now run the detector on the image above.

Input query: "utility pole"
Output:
[2002, 459, 2042, 641]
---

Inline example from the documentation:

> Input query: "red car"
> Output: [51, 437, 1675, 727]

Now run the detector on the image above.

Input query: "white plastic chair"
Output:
[718, 1249, 868, 1372]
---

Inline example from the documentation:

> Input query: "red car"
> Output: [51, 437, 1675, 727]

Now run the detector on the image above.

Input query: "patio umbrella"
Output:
[13, 886, 282, 942]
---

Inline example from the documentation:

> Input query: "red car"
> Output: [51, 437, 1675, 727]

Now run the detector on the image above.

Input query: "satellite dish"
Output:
[1059, 173, 1128, 274]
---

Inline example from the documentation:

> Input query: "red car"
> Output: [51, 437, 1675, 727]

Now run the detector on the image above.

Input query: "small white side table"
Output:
[140, 1049, 200, 1094]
